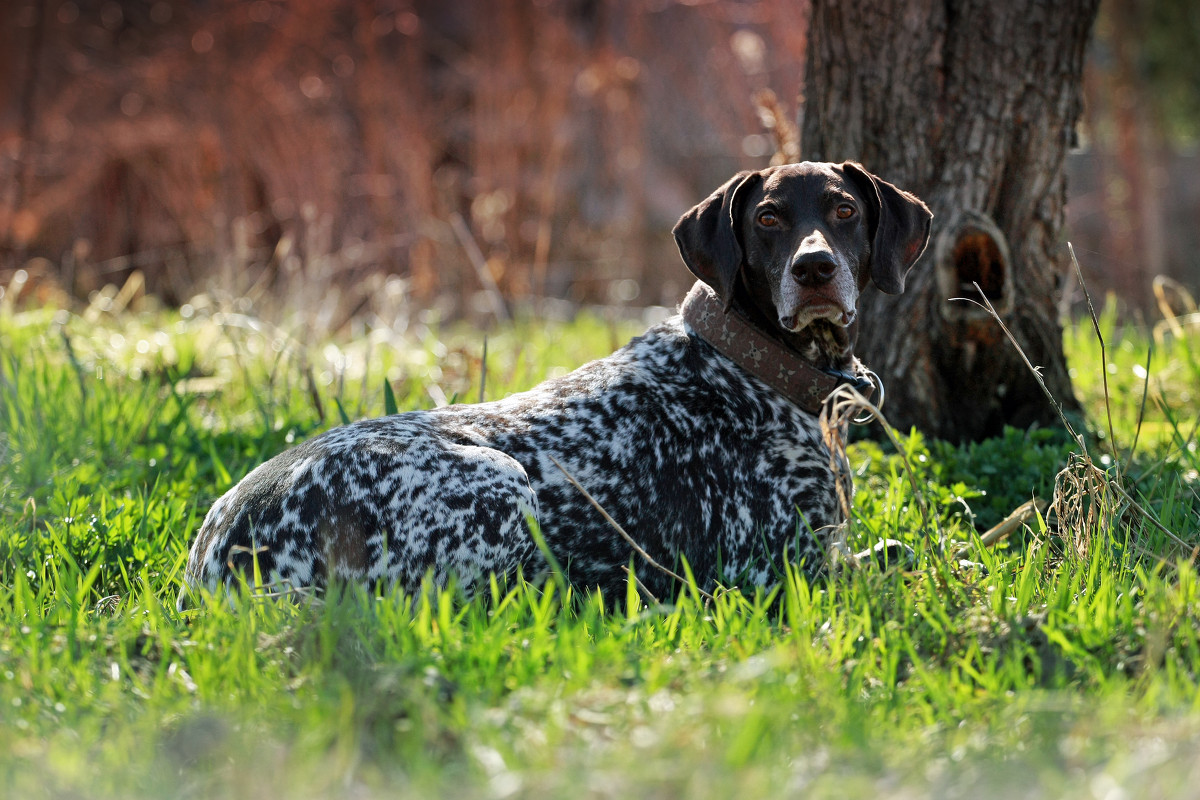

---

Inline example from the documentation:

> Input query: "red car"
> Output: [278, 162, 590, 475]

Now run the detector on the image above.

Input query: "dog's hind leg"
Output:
[178, 431, 545, 607]
[378, 440, 545, 593]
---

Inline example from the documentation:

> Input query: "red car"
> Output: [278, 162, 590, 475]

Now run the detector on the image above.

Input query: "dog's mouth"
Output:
[772, 289, 857, 367]
[775, 278, 859, 333]
[778, 302, 856, 333]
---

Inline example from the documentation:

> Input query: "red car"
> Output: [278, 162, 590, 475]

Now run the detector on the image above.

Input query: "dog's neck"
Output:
[737, 300, 857, 372]
[679, 281, 873, 414]
[732, 271, 857, 371]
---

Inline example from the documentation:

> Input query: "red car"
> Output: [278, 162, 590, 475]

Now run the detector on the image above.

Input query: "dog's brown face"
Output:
[673, 161, 932, 366]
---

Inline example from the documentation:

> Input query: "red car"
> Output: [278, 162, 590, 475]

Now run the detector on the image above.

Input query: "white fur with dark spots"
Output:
[180, 314, 841, 606]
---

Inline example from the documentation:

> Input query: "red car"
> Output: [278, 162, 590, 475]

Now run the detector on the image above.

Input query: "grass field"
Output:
[1, 292, 1198, 798]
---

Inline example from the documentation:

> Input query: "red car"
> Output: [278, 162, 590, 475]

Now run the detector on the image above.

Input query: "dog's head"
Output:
[673, 161, 932, 364]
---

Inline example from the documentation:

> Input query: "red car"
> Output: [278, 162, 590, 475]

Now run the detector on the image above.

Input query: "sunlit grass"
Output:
[1, 294, 1198, 798]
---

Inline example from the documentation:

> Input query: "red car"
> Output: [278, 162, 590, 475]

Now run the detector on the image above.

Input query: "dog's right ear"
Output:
[672, 171, 761, 309]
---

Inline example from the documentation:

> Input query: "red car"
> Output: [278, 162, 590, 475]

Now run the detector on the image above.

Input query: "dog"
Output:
[178, 161, 931, 609]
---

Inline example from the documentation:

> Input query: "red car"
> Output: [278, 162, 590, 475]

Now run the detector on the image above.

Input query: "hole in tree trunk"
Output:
[952, 232, 1006, 300]
[935, 210, 1012, 321]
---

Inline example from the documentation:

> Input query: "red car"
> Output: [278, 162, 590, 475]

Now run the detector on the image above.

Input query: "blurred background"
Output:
[0, 0, 1196, 326]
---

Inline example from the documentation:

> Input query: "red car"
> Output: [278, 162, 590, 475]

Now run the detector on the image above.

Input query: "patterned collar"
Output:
[679, 281, 875, 414]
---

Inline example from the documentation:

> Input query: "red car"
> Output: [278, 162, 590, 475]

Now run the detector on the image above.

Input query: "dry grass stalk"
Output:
[449, 212, 510, 324]
[1050, 453, 1117, 559]
[1152, 276, 1200, 343]
[820, 383, 945, 556]
[961, 260, 1191, 562]
[1070, 243, 1119, 459]
[620, 565, 662, 607]
[752, 89, 801, 165]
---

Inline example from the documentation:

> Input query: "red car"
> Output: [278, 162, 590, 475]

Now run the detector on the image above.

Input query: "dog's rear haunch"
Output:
[178, 162, 931, 608]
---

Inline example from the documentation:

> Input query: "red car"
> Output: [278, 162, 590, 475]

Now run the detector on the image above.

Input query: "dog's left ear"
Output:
[841, 161, 933, 294]
[672, 171, 762, 309]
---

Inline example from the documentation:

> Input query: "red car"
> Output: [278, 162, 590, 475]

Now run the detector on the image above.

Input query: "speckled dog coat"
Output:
[179, 162, 932, 607]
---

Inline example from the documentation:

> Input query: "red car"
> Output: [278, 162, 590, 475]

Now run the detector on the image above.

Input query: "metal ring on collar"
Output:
[852, 369, 885, 425]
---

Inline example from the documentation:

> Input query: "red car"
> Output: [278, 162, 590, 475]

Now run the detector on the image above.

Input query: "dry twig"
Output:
[953, 498, 1045, 561]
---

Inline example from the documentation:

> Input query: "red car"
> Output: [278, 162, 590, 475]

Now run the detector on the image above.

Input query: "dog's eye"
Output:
[835, 203, 856, 219]
[757, 211, 779, 228]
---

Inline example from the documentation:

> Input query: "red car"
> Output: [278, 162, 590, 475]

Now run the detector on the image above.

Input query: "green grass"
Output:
[1, 297, 1199, 798]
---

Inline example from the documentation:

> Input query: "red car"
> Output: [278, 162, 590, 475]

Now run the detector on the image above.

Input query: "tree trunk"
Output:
[800, 0, 1098, 441]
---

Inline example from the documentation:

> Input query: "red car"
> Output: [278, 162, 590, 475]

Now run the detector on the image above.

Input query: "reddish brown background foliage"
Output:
[0, 0, 808, 318]
[0, 0, 1195, 322]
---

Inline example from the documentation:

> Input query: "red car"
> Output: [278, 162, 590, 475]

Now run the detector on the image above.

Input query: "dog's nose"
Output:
[792, 251, 838, 286]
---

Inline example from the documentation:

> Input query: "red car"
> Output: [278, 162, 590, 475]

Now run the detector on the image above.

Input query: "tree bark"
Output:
[800, 0, 1098, 441]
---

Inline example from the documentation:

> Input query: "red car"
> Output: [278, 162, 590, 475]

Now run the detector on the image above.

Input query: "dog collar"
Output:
[679, 281, 875, 414]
